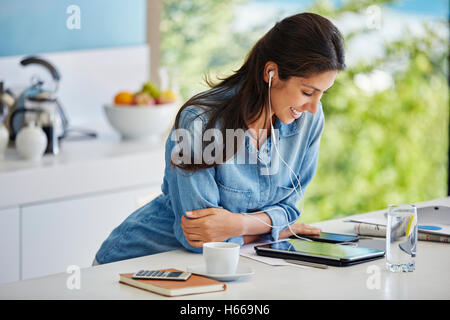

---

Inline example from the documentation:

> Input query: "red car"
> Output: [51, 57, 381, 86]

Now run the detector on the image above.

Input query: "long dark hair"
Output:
[171, 12, 346, 172]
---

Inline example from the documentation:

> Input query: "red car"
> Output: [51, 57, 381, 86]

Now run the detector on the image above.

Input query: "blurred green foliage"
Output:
[161, 0, 449, 222]
[161, 0, 249, 98]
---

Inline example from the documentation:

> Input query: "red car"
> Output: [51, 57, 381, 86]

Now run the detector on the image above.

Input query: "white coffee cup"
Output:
[203, 242, 240, 275]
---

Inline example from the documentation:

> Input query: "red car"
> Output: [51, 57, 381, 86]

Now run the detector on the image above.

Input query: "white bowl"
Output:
[104, 102, 179, 140]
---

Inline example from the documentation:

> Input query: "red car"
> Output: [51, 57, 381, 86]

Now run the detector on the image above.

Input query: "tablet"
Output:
[255, 239, 385, 267]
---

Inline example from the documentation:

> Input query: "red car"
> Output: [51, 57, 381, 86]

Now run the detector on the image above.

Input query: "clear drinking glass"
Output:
[386, 204, 417, 272]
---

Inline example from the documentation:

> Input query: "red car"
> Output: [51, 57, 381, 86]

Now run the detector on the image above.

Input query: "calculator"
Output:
[132, 270, 192, 281]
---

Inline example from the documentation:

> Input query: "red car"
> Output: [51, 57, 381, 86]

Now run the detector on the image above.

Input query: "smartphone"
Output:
[290, 232, 359, 244]
[132, 270, 191, 281]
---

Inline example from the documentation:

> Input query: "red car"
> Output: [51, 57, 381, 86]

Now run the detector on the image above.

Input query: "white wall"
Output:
[0, 44, 150, 126]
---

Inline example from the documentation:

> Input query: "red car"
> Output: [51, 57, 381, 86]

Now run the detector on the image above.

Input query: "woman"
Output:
[94, 12, 345, 265]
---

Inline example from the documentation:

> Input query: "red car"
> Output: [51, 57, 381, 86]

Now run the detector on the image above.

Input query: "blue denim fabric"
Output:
[95, 103, 324, 264]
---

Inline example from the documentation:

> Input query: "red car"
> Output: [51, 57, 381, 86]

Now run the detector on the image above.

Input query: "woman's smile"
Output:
[289, 106, 303, 119]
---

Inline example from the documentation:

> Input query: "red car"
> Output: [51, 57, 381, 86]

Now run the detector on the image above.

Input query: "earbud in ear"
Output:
[268, 71, 274, 87]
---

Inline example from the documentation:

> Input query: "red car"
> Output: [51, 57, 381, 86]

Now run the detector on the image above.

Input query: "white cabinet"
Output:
[0, 207, 20, 284]
[0, 130, 166, 283]
[21, 185, 161, 280]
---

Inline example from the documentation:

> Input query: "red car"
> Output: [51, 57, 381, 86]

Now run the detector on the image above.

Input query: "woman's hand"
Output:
[181, 208, 244, 248]
[278, 222, 321, 239]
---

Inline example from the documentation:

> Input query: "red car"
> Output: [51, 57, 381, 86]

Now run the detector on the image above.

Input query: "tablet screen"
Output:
[258, 239, 384, 261]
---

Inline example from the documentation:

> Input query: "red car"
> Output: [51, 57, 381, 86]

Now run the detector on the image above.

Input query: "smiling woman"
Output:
[94, 12, 346, 264]
[172, 12, 345, 171]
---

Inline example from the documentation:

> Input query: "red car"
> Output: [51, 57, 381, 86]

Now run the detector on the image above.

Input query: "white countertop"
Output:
[0, 125, 167, 209]
[1, 196, 448, 300]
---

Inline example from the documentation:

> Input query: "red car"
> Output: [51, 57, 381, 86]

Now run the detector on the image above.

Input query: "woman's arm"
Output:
[239, 212, 321, 242]
[239, 211, 321, 241]
[182, 209, 320, 246]
[181, 209, 270, 247]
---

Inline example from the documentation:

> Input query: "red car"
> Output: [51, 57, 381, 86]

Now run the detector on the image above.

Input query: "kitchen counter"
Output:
[0, 124, 167, 210]
[1, 196, 449, 300]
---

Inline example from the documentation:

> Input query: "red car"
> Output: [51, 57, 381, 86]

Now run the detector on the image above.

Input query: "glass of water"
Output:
[386, 204, 417, 272]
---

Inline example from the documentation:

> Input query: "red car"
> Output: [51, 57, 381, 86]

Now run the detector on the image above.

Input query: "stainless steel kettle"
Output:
[6, 56, 69, 142]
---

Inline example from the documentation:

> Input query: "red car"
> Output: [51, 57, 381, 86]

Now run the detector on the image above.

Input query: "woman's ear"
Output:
[263, 61, 278, 84]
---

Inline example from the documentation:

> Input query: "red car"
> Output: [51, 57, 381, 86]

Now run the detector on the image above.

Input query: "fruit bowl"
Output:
[103, 102, 179, 140]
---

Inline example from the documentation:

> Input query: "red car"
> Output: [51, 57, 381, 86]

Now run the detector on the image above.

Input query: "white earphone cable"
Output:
[243, 71, 310, 241]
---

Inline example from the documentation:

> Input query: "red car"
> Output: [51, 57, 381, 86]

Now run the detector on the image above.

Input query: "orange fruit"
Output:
[114, 91, 134, 105]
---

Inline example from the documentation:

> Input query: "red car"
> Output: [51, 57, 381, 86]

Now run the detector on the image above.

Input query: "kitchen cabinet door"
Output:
[0, 207, 20, 284]
[21, 185, 161, 280]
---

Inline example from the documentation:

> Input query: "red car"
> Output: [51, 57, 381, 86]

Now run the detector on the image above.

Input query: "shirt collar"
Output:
[274, 114, 302, 138]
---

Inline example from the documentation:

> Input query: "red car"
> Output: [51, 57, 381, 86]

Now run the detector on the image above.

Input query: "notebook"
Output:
[345, 205, 450, 236]
[119, 268, 226, 297]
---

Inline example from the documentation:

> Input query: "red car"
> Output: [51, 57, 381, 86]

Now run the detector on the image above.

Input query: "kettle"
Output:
[6, 56, 69, 142]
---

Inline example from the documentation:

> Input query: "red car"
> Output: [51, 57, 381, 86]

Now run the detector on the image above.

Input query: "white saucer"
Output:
[187, 265, 254, 282]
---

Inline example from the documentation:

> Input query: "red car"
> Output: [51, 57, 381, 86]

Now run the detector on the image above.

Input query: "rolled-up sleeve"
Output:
[260, 110, 325, 242]
[167, 108, 243, 253]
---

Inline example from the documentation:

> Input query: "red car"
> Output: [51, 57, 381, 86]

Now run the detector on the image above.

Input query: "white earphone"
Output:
[269, 70, 274, 87]
[244, 69, 309, 241]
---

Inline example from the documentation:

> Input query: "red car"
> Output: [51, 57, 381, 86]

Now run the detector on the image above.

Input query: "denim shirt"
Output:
[95, 101, 324, 264]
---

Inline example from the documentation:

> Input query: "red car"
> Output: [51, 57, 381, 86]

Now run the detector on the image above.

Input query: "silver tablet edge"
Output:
[256, 245, 384, 262]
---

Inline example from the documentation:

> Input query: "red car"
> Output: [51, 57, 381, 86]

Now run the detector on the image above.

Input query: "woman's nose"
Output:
[305, 97, 320, 114]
